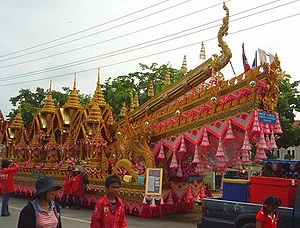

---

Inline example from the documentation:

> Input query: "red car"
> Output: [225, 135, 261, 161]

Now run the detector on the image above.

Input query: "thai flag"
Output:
[252, 50, 257, 68]
[242, 43, 251, 71]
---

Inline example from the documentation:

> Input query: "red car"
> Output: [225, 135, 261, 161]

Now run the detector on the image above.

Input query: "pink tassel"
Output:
[265, 135, 271, 150]
[142, 195, 147, 204]
[254, 148, 267, 162]
[167, 192, 174, 205]
[274, 113, 283, 134]
[169, 152, 179, 168]
[264, 124, 271, 134]
[200, 185, 206, 199]
[241, 131, 251, 151]
[185, 186, 194, 202]
[216, 139, 225, 157]
[177, 164, 184, 177]
[258, 132, 269, 150]
[232, 156, 243, 170]
[150, 195, 156, 208]
[269, 131, 278, 149]
[178, 136, 187, 153]
[252, 111, 261, 133]
[225, 120, 235, 140]
[201, 127, 210, 147]
[241, 150, 251, 163]
[195, 162, 205, 176]
[157, 144, 166, 160]
[160, 195, 165, 205]
[192, 145, 200, 164]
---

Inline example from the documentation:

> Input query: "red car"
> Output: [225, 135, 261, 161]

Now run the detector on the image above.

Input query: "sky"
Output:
[0, 0, 299, 118]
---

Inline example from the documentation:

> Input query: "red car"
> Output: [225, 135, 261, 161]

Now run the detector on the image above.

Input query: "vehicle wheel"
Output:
[240, 223, 255, 228]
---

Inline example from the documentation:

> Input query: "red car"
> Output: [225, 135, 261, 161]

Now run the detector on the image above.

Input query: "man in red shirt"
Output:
[0, 160, 20, 216]
[256, 195, 281, 228]
[90, 175, 127, 228]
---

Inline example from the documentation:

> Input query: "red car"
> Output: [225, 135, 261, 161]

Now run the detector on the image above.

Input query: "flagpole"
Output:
[229, 61, 236, 75]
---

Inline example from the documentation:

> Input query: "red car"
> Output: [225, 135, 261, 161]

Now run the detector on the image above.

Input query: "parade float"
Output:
[0, 3, 285, 217]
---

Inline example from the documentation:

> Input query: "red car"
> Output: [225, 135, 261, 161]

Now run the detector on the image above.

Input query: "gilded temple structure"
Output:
[0, 3, 284, 217]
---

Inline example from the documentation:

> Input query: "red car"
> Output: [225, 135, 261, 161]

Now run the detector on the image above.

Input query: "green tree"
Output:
[103, 63, 184, 120]
[276, 74, 300, 148]
[8, 87, 91, 127]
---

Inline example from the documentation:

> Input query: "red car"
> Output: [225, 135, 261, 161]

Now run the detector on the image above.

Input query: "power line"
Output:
[0, 0, 187, 59]
[0, 0, 230, 67]
[0, 0, 131, 49]
[0, 11, 299, 87]
[0, 0, 295, 81]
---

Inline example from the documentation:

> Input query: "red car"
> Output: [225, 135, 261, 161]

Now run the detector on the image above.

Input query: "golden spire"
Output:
[10, 108, 24, 129]
[48, 131, 56, 145]
[92, 68, 107, 107]
[63, 75, 82, 109]
[148, 80, 154, 97]
[120, 102, 127, 117]
[107, 112, 114, 125]
[41, 80, 56, 114]
[93, 127, 104, 142]
[181, 55, 187, 74]
[130, 94, 135, 112]
[199, 42, 206, 61]
[164, 70, 171, 85]
[133, 92, 139, 108]
[86, 101, 103, 123]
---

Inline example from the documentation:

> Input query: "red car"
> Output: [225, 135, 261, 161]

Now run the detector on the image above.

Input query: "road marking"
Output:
[10, 206, 90, 224]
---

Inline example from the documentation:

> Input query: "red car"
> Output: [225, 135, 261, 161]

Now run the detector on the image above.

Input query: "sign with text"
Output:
[145, 168, 163, 196]
[258, 111, 276, 125]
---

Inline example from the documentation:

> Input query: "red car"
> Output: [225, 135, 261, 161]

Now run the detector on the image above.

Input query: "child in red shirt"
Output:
[90, 175, 127, 228]
[0, 160, 20, 216]
[256, 195, 281, 228]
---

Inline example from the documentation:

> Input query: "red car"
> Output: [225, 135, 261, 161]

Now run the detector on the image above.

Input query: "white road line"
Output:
[10, 206, 90, 224]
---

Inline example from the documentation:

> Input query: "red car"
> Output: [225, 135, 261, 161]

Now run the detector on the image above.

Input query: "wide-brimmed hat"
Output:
[32, 176, 62, 199]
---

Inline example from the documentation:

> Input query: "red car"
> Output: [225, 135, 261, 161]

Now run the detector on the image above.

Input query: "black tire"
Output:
[240, 223, 255, 228]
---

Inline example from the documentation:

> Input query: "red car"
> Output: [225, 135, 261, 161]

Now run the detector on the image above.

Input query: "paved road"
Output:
[0, 197, 196, 228]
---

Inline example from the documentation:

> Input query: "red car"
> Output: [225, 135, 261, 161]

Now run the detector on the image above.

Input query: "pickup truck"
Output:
[199, 185, 300, 228]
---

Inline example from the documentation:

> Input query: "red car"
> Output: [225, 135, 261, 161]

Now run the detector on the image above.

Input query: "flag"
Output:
[242, 43, 251, 71]
[269, 53, 275, 64]
[0, 110, 4, 133]
[252, 50, 257, 67]
[258, 48, 267, 64]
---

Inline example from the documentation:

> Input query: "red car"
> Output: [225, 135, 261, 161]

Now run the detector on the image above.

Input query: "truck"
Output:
[199, 185, 300, 228]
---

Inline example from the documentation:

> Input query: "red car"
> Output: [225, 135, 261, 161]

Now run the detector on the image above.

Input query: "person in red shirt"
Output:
[256, 195, 281, 228]
[61, 166, 74, 208]
[0, 159, 20, 216]
[90, 175, 127, 228]
[71, 166, 88, 210]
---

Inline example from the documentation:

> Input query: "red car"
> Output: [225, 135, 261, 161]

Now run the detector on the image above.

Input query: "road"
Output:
[0, 197, 196, 228]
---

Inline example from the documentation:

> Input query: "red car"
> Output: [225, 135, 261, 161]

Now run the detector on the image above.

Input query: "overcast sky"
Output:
[0, 0, 299, 118]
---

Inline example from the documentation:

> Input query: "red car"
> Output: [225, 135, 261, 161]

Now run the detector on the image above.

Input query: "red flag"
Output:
[242, 43, 251, 72]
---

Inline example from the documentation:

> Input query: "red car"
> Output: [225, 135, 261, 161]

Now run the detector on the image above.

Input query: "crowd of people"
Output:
[0, 159, 127, 228]
[262, 161, 300, 179]
[0, 158, 288, 228]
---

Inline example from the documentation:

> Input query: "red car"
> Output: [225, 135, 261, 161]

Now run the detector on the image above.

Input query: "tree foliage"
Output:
[103, 63, 184, 120]
[276, 74, 300, 148]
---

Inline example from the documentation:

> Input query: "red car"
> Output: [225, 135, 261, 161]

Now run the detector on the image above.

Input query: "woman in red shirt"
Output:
[0, 160, 20, 216]
[256, 195, 281, 228]
[90, 175, 127, 228]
